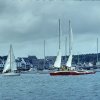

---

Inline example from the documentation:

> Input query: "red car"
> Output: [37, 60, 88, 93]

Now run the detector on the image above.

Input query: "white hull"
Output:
[2, 72, 20, 76]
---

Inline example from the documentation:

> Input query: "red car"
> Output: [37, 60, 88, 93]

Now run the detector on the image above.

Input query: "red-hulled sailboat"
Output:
[50, 70, 96, 76]
[50, 20, 96, 76]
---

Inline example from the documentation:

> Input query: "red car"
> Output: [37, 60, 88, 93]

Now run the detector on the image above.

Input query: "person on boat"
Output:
[61, 65, 68, 71]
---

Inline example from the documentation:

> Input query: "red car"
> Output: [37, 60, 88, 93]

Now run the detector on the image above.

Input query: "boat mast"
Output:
[43, 40, 45, 69]
[65, 37, 67, 62]
[69, 20, 71, 55]
[59, 19, 61, 50]
[10, 44, 11, 72]
[97, 38, 98, 63]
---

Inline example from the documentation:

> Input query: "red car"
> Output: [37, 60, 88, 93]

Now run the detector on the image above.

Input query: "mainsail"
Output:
[3, 45, 17, 73]
[66, 53, 72, 67]
[54, 49, 61, 68]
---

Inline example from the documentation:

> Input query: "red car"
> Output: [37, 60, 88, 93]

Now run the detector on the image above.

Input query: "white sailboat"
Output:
[2, 45, 20, 76]
[66, 53, 72, 67]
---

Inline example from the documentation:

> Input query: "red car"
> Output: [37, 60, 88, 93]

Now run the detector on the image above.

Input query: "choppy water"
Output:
[0, 72, 100, 100]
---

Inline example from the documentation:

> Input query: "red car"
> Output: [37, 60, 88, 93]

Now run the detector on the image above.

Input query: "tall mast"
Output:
[65, 37, 67, 61]
[59, 19, 61, 49]
[69, 20, 71, 55]
[43, 40, 45, 69]
[10, 44, 11, 71]
[97, 38, 98, 63]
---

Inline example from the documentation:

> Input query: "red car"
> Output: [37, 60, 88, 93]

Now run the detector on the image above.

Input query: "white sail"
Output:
[3, 45, 17, 73]
[10, 46, 17, 71]
[54, 49, 61, 68]
[3, 51, 11, 73]
[66, 52, 72, 67]
[66, 24, 73, 67]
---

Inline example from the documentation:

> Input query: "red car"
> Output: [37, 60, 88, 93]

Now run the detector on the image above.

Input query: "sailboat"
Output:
[2, 45, 20, 76]
[38, 40, 48, 74]
[50, 20, 95, 76]
[38, 40, 54, 74]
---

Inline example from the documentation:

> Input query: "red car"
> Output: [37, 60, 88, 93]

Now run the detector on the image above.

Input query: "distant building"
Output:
[28, 56, 39, 68]
[16, 57, 30, 69]
[0, 56, 7, 67]
[0, 56, 7, 72]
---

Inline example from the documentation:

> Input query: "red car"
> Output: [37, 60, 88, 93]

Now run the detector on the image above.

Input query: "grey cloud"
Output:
[0, 0, 100, 57]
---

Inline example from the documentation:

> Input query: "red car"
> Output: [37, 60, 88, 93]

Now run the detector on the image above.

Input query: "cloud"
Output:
[0, 0, 100, 58]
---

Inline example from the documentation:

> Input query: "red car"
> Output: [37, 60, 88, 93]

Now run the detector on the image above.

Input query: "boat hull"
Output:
[50, 71, 96, 76]
[2, 72, 20, 76]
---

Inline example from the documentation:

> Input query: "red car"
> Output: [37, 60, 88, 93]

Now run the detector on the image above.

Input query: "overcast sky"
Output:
[0, 0, 100, 58]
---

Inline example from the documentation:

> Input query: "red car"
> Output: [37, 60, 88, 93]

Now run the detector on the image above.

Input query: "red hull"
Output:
[50, 71, 96, 76]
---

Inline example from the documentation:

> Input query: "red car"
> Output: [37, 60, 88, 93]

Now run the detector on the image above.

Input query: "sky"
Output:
[0, 0, 100, 58]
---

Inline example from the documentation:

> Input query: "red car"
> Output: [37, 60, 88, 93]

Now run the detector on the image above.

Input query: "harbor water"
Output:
[0, 72, 100, 100]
